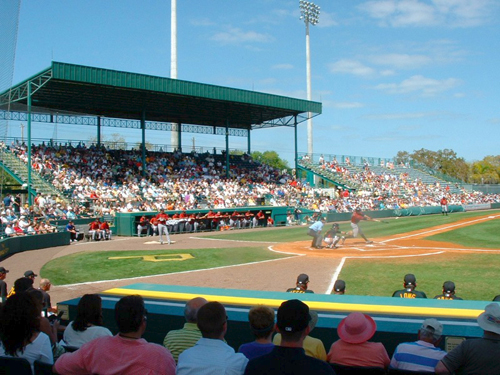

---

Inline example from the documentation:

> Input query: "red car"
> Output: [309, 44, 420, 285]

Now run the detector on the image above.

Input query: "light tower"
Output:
[299, 0, 320, 157]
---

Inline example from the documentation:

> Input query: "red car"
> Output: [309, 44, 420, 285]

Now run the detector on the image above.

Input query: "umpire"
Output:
[308, 217, 326, 249]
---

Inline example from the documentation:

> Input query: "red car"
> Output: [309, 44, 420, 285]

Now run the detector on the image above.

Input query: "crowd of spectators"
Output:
[2, 269, 500, 373]
[5, 141, 500, 221]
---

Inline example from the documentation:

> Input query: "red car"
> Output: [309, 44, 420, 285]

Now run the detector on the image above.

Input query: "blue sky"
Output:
[4, 0, 500, 165]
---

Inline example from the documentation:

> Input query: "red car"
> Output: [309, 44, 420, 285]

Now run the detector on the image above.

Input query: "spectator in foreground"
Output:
[55, 295, 175, 375]
[434, 281, 463, 300]
[273, 310, 326, 361]
[0, 292, 53, 372]
[244, 299, 334, 375]
[286, 273, 314, 294]
[494, 295, 500, 302]
[0, 266, 9, 301]
[163, 297, 208, 362]
[39, 278, 57, 314]
[177, 301, 248, 374]
[239, 305, 275, 360]
[327, 312, 390, 369]
[62, 294, 112, 348]
[390, 318, 446, 373]
[392, 273, 427, 298]
[435, 303, 500, 374]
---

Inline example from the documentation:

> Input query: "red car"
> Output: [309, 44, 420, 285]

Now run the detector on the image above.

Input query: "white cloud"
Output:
[358, 0, 496, 28]
[272, 63, 293, 70]
[362, 112, 435, 120]
[329, 59, 375, 76]
[373, 75, 461, 96]
[368, 53, 432, 69]
[330, 101, 365, 109]
[190, 18, 215, 27]
[210, 27, 274, 44]
[317, 11, 338, 28]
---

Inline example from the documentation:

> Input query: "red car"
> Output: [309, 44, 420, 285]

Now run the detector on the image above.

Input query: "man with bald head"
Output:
[163, 297, 208, 362]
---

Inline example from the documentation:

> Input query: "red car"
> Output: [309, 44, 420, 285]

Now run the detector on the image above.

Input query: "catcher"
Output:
[323, 223, 346, 249]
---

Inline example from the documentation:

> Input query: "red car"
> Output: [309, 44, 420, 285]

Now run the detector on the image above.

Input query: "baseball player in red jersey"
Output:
[342, 207, 376, 245]
[440, 197, 448, 216]
[156, 208, 171, 245]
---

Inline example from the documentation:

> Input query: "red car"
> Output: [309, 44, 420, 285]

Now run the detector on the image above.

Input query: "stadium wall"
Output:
[57, 283, 487, 357]
[0, 231, 69, 261]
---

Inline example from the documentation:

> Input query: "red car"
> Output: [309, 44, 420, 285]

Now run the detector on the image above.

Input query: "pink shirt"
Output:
[327, 339, 390, 368]
[54, 334, 175, 375]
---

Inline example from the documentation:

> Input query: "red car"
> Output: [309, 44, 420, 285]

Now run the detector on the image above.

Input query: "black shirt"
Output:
[392, 289, 427, 298]
[244, 346, 335, 375]
[286, 287, 314, 294]
[434, 294, 463, 300]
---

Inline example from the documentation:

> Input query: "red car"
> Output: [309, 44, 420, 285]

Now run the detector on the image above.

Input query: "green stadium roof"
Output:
[0, 62, 321, 130]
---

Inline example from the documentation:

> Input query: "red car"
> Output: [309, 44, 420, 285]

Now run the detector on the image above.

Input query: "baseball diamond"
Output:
[1, 211, 499, 306]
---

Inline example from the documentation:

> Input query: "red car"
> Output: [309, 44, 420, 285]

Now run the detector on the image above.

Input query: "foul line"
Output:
[190, 237, 279, 244]
[58, 246, 300, 288]
[383, 214, 500, 243]
[325, 251, 444, 295]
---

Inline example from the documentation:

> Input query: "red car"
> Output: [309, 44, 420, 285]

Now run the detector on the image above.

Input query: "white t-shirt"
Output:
[62, 321, 113, 348]
[0, 331, 53, 372]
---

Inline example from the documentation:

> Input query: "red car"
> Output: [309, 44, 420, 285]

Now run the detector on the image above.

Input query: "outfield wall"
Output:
[0, 232, 70, 261]
[57, 283, 488, 357]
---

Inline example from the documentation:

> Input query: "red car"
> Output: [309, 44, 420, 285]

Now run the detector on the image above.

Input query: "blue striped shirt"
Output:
[390, 340, 446, 373]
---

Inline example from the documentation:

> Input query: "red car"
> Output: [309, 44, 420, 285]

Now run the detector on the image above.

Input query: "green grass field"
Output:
[41, 210, 500, 300]
[42, 247, 289, 285]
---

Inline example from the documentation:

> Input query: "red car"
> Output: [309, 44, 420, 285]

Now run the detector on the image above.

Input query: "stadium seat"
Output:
[34, 360, 56, 375]
[0, 356, 32, 375]
[330, 363, 387, 374]
[387, 368, 435, 375]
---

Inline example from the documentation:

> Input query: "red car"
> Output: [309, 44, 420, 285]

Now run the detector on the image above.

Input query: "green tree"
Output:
[251, 151, 289, 170]
[88, 133, 126, 150]
[134, 141, 154, 151]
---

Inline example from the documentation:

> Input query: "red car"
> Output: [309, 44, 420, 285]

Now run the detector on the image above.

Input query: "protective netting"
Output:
[0, 0, 21, 141]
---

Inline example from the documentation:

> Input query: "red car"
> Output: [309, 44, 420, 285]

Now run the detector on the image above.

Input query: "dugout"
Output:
[57, 283, 489, 357]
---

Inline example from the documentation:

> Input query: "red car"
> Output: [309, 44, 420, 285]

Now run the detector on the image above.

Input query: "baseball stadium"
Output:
[1, 1, 500, 374]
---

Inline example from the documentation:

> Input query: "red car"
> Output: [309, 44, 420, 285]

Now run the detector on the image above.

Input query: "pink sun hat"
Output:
[337, 312, 377, 344]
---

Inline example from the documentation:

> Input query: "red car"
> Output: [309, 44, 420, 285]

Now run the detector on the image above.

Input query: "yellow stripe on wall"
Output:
[102, 288, 482, 319]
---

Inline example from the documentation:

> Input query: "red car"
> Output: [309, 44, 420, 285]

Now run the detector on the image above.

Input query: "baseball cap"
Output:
[297, 274, 309, 285]
[24, 270, 37, 278]
[277, 299, 311, 333]
[443, 281, 455, 297]
[477, 303, 500, 335]
[421, 318, 443, 337]
[404, 274, 416, 286]
[0, 267, 9, 273]
[334, 280, 346, 292]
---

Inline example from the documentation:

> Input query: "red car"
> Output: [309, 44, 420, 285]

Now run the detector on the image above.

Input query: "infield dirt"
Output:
[1, 213, 498, 304]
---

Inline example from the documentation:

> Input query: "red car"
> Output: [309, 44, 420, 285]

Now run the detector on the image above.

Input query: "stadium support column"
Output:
[247, 128, 251, 154]
[97, 116, 101, 147]
[294, 115, 298, 177]
[225, 120, 230, 179]
[27, 81, 33, 205]
[141, 111, 146, 177]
